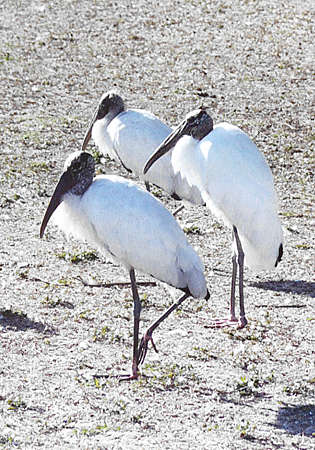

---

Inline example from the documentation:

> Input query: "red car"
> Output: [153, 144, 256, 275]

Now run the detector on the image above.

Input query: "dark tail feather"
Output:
[275, 243, 283, 267]
[180, 287, 210, 300]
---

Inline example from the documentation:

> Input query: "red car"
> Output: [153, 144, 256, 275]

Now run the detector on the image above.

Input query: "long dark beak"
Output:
[143, 119, 189, 175]
[81, 106, 98, 151]
[40, 171, 74, 238]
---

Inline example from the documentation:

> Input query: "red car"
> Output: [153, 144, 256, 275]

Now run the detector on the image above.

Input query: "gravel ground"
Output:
[0, 0, 314, 448]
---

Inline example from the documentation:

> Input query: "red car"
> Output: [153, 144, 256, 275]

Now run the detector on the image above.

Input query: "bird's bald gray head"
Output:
[184, 108, 213, 141]
[96, 91, 125, 121]
[143, 108, 213, 176]
[64, 151, 95, 196]
[81, 91, 125, 151]
[40, 151, 95, 238]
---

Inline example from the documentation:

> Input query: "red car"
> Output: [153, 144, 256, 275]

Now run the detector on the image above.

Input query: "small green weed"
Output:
[189, 346, 217, 361]
[295, 244, 311, 250]
[28, 161, 49, 173]
[183, 225, 202, 235]
[76, 423, 109, 436]
[7, 398, 27, 411]
[93, 326, 110, 342]
[76, 309, 93, 321]
[236, 419, 256, 439]
[41, 296, 62, 308]
[152, 188, 163, 198]
[92, 149, 103, 164]
[56, 250, 98, 264]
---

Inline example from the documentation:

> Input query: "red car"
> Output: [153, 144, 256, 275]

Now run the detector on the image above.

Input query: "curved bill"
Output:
[143, 118, 189, 175]
[81, 106, 99, 151]
[40, 171, 74, 238]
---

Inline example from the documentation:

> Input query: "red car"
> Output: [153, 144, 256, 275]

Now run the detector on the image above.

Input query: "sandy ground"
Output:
[0, 0, 314, 448]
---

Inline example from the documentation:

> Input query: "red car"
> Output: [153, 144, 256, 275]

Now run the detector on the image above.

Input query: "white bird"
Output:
[40, 151, 209, 380]
[81, 91, 204, 208]
[144, 108, 283, 329]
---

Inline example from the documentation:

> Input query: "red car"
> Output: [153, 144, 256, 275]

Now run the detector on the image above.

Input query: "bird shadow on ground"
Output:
[0, 309, 57, 335]
[250, 280, 315, 299]
[271, 404, 315, 436]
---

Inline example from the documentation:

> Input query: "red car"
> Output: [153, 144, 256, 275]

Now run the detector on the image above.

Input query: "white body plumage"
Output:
[40, 151, 209, 377]
[91, 107, 204, 205]
[52, 174, 207, 298]
[170, 122, 283, 270]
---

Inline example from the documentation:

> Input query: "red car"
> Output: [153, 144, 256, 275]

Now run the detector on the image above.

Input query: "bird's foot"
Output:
[138, 330, 158, 365]
[92, 371, 140, 382]
[206, 315, 248, 329]
[118, 362, 141, 382]
[94, 361, 141, 381]
[237, 316, 248, 329]
[118, 372, 140, 382]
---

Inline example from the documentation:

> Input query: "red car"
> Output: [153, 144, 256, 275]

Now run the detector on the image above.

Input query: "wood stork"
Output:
[144, 108, 283, 329]
[81, 91, 204, 208]
[40, 151, 209, 380]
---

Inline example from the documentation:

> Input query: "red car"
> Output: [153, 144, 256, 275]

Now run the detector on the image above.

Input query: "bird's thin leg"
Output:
[233, 226, 248, 329]
[138, 291, 190, 365]
[145, 181, 150, 192]
[119, 268, 142, 381]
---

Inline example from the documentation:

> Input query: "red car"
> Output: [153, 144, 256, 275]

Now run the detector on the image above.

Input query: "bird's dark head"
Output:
[40, 152, 95, 238]
[81, 91, 124, 151]
[64, 151, 95, 195]
[96, 91, 125, 121]
[184, 108, 213, 141]
[143, 107, 213, 175]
